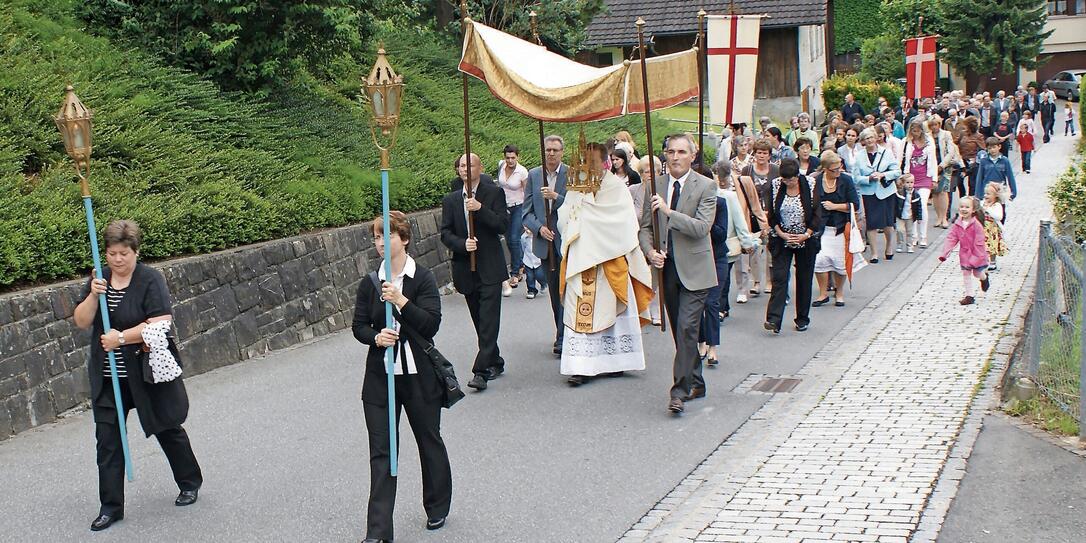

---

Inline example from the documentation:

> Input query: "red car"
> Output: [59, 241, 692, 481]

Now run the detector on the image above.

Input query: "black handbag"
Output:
[369, 273, 464, 408]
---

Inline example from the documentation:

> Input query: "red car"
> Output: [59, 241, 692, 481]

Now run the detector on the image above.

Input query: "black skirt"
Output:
[862, 194, 897, 230]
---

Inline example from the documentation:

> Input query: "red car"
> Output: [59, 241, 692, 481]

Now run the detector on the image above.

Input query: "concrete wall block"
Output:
[10, 294, 49, 321]
[49, 373, 79, 413]
[268, 329, 300, 351]
[233, 311, 259, 349]
[0, 297, 12, 325]
[6, 396, 31, 434]
[256, 273, 287, 310]
[277, 260, 309, 301]
[233, 280, 261, 313]
[0, 405, 12, 440]
[0, 321, 31, 358]
[0, 376, 24, 399]
[236, 250, 267, 282]
[50, 286, 80, 320]
[262, 241, 293, 266]
[0, 352, 26, 381]
[27, 387, 56, 427]
[180, 324, 240, 376]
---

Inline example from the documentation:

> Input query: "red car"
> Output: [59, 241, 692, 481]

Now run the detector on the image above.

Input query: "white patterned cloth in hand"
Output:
[141, 320, 182, 383]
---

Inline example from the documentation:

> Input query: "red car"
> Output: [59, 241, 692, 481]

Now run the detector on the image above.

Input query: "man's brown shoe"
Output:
[668, 397, 684, 413]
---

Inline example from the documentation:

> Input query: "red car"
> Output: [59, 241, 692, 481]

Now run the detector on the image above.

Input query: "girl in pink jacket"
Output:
[938, 196, 991, 305]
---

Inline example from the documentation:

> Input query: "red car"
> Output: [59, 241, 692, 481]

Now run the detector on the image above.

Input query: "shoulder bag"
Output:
[848, 204, 866, 254]
[738, 176, 762, 233]
[369, 273, 464, 408]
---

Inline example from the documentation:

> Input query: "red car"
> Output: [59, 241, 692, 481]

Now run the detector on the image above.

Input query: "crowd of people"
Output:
[70, 83, 1069, 543]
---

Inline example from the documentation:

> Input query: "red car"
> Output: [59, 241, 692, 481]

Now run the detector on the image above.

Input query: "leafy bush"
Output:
[821, 73, 904, 115]
[1081, 76, 1085, 138]
[833, 0, 885, 54]
[859, 34, 905, 82]
[0, 0, 680, 288]
[1049, 159, 1086, 241]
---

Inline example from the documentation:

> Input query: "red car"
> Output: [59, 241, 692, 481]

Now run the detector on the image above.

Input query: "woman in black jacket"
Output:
[353, 211, 452, 543]
[72, 220, 202, 532]
[764, 160, 824, 333]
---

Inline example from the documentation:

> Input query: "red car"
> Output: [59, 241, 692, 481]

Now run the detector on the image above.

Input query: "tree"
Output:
[79, 1, 375, 91]
[938, 0, 1052, 90]
[859, 34, 905, 81]
[833, 0, 886, 54]
[880, 0, 946, 40]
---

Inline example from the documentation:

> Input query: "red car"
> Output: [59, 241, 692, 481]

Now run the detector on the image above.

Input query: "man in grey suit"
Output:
[639, 133, 717, 413]
[523, 135, 568, 355]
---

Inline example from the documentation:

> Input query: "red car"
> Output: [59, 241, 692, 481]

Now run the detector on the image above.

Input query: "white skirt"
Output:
[815, 226, 863, 275]
[561, 281, 646, 376]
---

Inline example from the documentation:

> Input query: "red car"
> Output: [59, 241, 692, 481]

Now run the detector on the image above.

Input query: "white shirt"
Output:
[497, 162, 528, 207]
[665, 169, 691, 210]
[461, 182, 481, 230]
[377, 256, 418, 375]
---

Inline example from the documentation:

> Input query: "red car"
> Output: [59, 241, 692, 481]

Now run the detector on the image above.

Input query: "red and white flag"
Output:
[707, 15, 762, 126]
[905, 36, 937, 100]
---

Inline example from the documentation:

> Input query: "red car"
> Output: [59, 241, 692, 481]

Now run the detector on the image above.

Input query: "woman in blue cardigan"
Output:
[852, 127, 902, 262]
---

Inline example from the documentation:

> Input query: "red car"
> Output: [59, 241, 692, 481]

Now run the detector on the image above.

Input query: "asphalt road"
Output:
[937, 415, 1086, 543]
[0, 226, 942, 543]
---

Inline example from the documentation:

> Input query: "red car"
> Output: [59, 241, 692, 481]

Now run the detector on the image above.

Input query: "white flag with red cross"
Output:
[905, 36, 937, 100]
[707, 14, 762, 126]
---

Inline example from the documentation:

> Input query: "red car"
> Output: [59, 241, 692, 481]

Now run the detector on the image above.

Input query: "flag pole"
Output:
[460, 0, 476, 271]
[636, 17, 667, 332]
[530, 11, 556, 271]
[696, 9, 706, 161]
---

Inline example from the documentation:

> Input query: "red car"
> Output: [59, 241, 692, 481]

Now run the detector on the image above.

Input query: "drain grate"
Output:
[750, 377, 801, 393]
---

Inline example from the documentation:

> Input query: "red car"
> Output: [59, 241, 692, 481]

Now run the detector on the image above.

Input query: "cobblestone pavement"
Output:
[621, 135, 1080, 543]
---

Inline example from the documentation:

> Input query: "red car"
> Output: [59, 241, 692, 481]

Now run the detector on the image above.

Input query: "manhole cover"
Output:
[750, 377, 801, 393]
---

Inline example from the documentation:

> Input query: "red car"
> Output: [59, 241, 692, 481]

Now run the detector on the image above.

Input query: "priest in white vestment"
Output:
[557, 141, 654, 385]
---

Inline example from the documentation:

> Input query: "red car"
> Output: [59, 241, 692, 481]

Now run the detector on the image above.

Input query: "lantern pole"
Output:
[365, 47, 404, 478]
[635, 19, 667, 332]
[56, 85, 135, 482]
[530, 10, 556, 271]
[460, 0, 477, 271]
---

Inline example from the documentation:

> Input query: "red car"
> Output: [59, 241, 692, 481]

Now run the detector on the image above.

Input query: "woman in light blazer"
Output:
[853, 127, 902, 262]
[899, 120, 940, 247]
[928, 116, 964, 228]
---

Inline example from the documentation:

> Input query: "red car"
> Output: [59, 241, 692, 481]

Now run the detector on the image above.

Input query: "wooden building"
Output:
[583, 0, 831, 116]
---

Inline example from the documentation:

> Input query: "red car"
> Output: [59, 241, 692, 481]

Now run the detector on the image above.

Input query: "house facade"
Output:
[583, 0, 831, 122]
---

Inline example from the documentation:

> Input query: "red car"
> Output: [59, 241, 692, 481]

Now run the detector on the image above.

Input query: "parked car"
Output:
[1044, 70, 1085, 101]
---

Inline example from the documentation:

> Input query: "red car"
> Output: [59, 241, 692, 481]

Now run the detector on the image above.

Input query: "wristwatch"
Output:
[118, 331, 126, 345]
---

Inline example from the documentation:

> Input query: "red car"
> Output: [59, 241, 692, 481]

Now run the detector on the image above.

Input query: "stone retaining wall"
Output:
[0, 209, 450, 440]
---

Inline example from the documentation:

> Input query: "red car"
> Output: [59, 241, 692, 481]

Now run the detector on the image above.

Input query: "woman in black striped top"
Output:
[73, 220, 203, 532]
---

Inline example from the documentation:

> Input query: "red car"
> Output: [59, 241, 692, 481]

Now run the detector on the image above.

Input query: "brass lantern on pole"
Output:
[363, 45, 405, 168]
[55, 85, 94, 195]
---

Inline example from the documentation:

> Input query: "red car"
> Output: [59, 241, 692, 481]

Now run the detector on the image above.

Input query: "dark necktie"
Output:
[667, 180, 681, 256]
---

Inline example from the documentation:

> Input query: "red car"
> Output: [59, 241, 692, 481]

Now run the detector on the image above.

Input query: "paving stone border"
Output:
[0, 208, 451, 441]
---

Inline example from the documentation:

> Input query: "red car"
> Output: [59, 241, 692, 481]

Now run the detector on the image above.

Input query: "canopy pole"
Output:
[461, 0, 476, 271]
[530, 11, 556, 272]
[636, 17, 666, 333]
[697, 9, 706, 162]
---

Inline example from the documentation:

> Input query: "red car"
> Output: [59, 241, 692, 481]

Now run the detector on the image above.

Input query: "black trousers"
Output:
[96, 378, 202, 516]
[363, 375, 452, 540]
[662, 259, 708, 398]
[543, 256, 564, 347]
[765, 242, 817, 329]
[465, 281, 504, 376]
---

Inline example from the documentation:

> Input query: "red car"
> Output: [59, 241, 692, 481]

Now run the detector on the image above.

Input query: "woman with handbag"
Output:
[813, 152, 863, 308]
[763, 160, 823, 333]
[72, 220, 202, 532]
[853, 127, 902, 262]
[352, 211, 453, 543]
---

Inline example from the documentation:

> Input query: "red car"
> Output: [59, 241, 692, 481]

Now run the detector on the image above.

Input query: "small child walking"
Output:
[895, 174, 923, 253]
[939, 196, 991, 305]
[1065, 103, 1077, 137]
[981, 184, 1008, 271]
[520, 227, 546, 299]
[1015, 122, 1034, 174]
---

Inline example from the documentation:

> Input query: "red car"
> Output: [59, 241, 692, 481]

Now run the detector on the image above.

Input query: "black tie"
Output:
[667, 180, 681, 257]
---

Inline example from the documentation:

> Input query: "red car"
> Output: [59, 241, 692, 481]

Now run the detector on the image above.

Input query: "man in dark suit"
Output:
[639, 133, 717, 414]
[440, 153, 510, 391]
[522, 135, 568, 355]
[978, 96, 995, 137]
[841, 93, 865, 124]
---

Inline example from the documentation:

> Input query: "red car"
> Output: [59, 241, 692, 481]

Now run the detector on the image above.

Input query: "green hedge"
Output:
[821, 74, 904, 115]
[833, 0, 886, 54]
[1080, 76, 1085, 138]
[0, 1, 680, 288]
[1049, 159, 1086, 241]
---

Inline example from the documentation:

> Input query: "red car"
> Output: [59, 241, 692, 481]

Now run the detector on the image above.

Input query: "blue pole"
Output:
[84, 196, 135, 481]
[380, 154, 398, 477]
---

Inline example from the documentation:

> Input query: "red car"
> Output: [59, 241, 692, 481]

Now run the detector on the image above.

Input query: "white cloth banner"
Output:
[707, 15, 762, 126]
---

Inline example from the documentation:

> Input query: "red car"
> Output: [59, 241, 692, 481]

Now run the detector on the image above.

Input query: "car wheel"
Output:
[1070, 89, 1076, 102]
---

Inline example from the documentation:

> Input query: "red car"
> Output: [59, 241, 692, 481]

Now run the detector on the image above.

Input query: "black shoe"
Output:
[812, 297, 830, 307]
[706, 357, 718, 367]
[175, 489, 199, 506]
[567, 375, 586, 386]
[885, 254, 894, 261]
[553, 341, 562, 356]
[834, 300, 845, 307]
[426, 517, 446, 530]
[870, 258, 879, 264]
[467, 374, 487, 390]
[763, 321, 780, 334]
[488, 366, 504, 380]
[684, 386, 706, 401]
[363, 539, 391, 543]
[90, 512, 122, 531]
[980, 275, 990, 292]
[795, 323, 809, 332]
[602, 371, 625, 378]
[668, 397, 684, 413]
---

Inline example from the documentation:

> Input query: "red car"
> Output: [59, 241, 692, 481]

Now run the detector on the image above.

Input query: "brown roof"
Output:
[584, 0, 828, 47]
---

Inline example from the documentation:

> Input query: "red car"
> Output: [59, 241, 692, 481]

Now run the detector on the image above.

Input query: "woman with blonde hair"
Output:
[614, 130, 639, 171]
[901, 119, 938, 247]
[812, 152, 862, 307]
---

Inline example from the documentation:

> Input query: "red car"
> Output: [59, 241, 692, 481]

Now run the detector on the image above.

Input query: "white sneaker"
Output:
[502, 280, 513, 297]
[736, 294, 748, 304]
[907, 245, 915, 254]
[526, 292, 536, 299]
